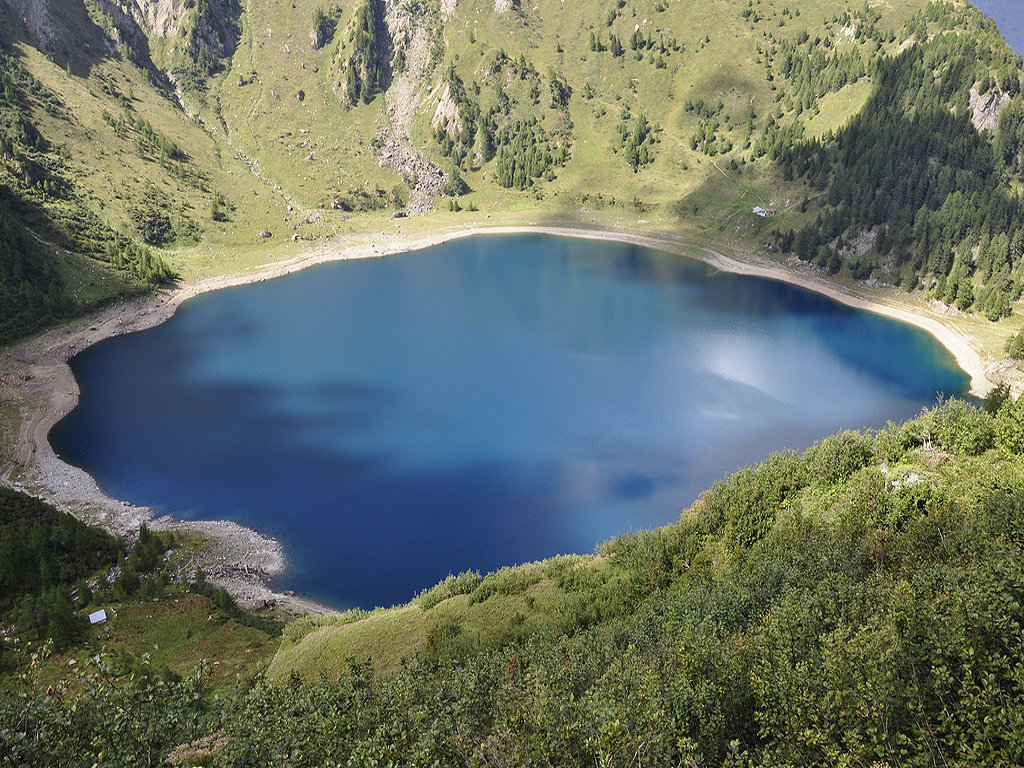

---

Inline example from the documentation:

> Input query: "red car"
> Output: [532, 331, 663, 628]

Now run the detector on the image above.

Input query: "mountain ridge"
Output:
[0, 2, 1021, 339]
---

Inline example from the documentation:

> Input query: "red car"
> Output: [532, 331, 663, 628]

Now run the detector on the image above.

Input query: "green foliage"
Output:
[337, 0, 389, 105]
[0, 57, 95, 341]
[468, 561, 546, 604]
[0, 188, 75, 343]
[778, 4, 1024, 311]
[210, 191, 232, 222]
[6, 399, 1024, 765]
[984, 381, 1011, 414]
[1007, 328, 1024, 359]
[0, 489, 118, 615]
[414, 570, 481, 609]
[102, 108, 209, 192]
[804, 429, 875, 486]
[111, 523, 176, 601]
[330, 185, 393, 211]
[105, 239, 176, 287]
[922, 396, 995, 455]
[618, 113, 658, 171]
[993, 394, 1024, 455]
[0, 48, 190, 344]
[0, 489, 119, 656]
[494, 119, 568, 188]
[133, 203, 175, 246]
[429, 52, 572, 184]
[188, 571, 285, 637]
[698, 450, 808, 553]
[1, 651, 214, 768]
[311, 5, 342, 50]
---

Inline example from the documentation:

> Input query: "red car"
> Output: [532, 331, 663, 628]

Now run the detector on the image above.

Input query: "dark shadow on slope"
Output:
[0, 0, 123, 79]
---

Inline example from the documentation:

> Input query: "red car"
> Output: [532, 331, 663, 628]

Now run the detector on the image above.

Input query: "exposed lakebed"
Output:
[50, 235, 968, 609]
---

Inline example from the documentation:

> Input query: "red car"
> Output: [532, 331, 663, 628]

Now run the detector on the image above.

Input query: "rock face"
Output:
[970, 86, 1009, 132]
[3, 0, 62, 55]
[378, 0, 449, 213]
[3, 0, 240, 76]
[102, 0, 241, 71]
[128, 0, 188, 38]
[431, 82, 462, 136]
[94, 0, 152, 55]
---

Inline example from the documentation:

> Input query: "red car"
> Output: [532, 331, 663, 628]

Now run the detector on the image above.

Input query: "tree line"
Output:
[769, 3, 1024, 318]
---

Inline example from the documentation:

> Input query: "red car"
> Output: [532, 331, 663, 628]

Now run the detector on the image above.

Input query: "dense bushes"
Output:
[697, 449, 807, 553]
[414, 570, 481, 609]
[5, 397, 1024, 766]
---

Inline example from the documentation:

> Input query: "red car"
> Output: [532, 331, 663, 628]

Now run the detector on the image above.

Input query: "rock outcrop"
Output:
[2, 0, 62, 56]
[970, 86, 1009, 132]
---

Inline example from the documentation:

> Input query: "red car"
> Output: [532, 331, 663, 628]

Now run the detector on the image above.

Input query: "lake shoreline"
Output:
[0, 222, 1004, 615]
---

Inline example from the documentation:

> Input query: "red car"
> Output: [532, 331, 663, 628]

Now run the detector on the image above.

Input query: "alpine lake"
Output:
[50, 235, 969, 609]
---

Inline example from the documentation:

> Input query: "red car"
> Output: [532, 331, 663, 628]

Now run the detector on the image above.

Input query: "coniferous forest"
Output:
[771, 4, 1024, 319]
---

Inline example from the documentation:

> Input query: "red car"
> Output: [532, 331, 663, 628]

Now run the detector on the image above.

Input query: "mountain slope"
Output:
[1, 0, 1024, 358]
[0, 3, 1011, 311]
[4, 395, 1024, 766]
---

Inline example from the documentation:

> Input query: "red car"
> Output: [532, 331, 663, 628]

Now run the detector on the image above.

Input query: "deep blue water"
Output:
[50, 235, 969, 609]
[972, 0, 1024, 56]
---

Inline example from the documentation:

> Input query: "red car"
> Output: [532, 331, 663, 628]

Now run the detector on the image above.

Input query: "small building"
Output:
[753, 206, 777, 217]
[88, 609, 108, 625]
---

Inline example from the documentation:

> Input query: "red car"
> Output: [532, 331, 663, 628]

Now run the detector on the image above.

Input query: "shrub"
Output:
[415, 570, 482, 610]
[804, 430, 875, 486]
[994, 394, 1024, 455]
[698, 451, 808, 555]
[469, 562, 544, 604]
[923, 397, 995, 456]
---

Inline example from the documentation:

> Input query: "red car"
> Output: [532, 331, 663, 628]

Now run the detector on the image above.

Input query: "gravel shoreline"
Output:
[0, 222, 1006, 615]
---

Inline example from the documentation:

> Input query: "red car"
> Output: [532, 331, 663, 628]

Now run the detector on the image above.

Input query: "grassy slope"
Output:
[266, 394, 1024, 679]
[25, 592, 280, 690]
[212, 0, 895, 214]
[10, 0, 1024, 368]
[5, 0, 920, 265]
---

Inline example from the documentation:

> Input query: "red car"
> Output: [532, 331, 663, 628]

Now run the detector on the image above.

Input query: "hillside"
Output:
[4, 3, 1024, 764]
[2, 0, 1024, 363]
[3, 393, 1024, 765]
[0, 486, 282, 686]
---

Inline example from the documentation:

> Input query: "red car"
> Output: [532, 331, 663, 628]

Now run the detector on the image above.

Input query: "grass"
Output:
[266, 554, 606, 678]
[803, 79, 874, 139]
[20, 591, 280, 691]
[265, 398, 1024, 684]
[10, 0, 927, 265]
[3, 0, 970, 342]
